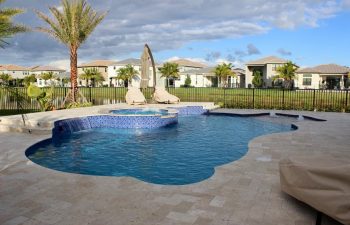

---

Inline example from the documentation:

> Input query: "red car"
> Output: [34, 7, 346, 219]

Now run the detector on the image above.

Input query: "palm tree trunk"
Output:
[70, 45, 78, 102]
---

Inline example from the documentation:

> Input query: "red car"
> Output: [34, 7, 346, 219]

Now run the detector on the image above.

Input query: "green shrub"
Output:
[27, 84, 54, 111]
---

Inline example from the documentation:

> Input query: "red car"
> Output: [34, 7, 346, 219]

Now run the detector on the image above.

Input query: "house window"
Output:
[303, 74, 312, 86]
[272, 64, 280, 71]
[105, 68, 107, 72]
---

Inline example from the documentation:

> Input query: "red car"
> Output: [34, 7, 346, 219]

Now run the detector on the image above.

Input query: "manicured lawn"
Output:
[1, 87, 349, 114]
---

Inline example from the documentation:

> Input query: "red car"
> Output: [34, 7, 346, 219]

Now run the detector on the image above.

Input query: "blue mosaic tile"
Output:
[168, 106, 208, 115]
[52, 114, 178, 139]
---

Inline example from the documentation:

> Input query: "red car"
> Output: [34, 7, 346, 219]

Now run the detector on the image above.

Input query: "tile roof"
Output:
[246, 56, 288, 65]
[0, 64, 30, 71]
[31, 66, 66, 71]
[183, 67, 215, 74]
[297, 64, 350, 74]
[78, 60, 117, 67]
[168, 59, 207, 68]
[112, 58, 141, 66]
[232, 68, 245, 75]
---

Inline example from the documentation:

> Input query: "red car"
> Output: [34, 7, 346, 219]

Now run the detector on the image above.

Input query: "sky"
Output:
[1, 0, 350, 70]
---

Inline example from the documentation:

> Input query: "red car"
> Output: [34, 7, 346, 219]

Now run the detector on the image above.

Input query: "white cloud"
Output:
[48, 60, 70, 70]
[215, 58, 244, 68]
[0, 0, 347, 66]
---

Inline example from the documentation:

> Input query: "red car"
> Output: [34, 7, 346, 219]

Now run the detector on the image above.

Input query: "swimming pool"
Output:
[26, 115, 294, 185]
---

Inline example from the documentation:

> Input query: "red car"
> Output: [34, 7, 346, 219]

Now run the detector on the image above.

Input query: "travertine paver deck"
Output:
[0, 107, 349, 225]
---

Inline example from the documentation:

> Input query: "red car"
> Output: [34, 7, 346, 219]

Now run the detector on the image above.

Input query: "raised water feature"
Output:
[111, 108, 170, 116]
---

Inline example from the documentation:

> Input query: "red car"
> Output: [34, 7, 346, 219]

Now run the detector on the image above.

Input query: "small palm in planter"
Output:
[27, 84, 54, 111]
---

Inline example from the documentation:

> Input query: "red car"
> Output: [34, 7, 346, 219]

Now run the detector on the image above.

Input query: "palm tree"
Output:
[36, 0, 107, 102]
[61, 77, 70, 87]
[40, 72, 56, 86]
[213, 63, 235, 88]
[158, 62, 179, 87]
[92, 72, 105, 87]
[0, 73, 12, 86]
[275, 61, 298, 89]
[116, 64, 139, 87]
[0, 0, 28, 48]
[79, 68, 104, 87]
[23, 74, 37, 87]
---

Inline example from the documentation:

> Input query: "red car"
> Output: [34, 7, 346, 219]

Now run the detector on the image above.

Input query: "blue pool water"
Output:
[26, 115, 293, 185]
[111, 108, 169, 116]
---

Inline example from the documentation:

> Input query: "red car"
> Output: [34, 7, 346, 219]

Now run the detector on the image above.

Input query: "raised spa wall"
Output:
[52, 106, 208, 139]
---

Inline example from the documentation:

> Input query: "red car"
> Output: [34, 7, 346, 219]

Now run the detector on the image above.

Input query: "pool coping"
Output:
[1, 107, 348, 225]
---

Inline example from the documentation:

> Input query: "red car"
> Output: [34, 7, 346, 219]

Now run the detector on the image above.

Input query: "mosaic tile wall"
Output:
[169, 106, 208, 115]
[52, 106, 207, 139]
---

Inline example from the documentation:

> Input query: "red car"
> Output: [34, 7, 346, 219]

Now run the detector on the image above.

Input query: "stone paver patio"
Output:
[0, 106, 349, 225]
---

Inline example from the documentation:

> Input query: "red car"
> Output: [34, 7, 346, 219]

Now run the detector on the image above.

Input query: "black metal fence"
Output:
[1, 87, 349, 115]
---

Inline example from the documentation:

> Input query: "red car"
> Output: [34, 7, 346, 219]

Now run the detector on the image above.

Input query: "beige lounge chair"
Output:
[153, 87, 180, 104]
[279, 156, 350, 225]
[125, 86, 147, 105]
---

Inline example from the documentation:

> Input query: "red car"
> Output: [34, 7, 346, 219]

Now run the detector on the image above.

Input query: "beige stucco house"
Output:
[180, 67, 216, 87]
[108, 58, 160, 88]
[159, 59, 245, 88]
[31, 66, 66, 87]
[0, 64, 30, 82]
[167, 59, 207, 87]
[78, 60, 116, 86]
[180, 67, 245, 88]
[245, 56, 288, 88]
[296, 64, 350, 89]
[0, 64, 67, 87]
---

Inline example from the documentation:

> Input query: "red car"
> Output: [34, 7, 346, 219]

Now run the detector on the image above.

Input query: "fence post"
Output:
[252, 88, 255, 109]
[64, 87, 67, 98]
[16, 88, 20, 114]
[282, 89, 285, 109]
[346, 90, 349, 112]
[312, 89, 316, 110]
[223, 88, 226, 108]
[114, 87, 117, 103]
[89, 87, 92, 103]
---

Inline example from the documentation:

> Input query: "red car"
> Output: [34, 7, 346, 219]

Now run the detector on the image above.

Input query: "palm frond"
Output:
[0, 0, 28, 48]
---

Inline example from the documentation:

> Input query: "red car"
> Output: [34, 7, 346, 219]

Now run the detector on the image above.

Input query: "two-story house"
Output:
[78, 60, 116, 86]
[245, 56, 288, 88]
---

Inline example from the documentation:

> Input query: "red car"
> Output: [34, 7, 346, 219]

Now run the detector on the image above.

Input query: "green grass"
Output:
[1, 87, 349, 115]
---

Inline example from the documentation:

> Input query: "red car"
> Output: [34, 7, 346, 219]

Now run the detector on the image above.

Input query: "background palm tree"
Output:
[60, 77, 70, 87]
[276, 61, 298, 89]
[79, 68, 104, 87]
[116, 64, 139, 87]
[213, 63, 235, 88]
[40, 71, 56, 86]
[36, 0, 107, 102]
[0, 73, 12, 86]
[158, 62, 179, 87]
[0, 0, 28, 48]
[23, 74, 37, 87]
